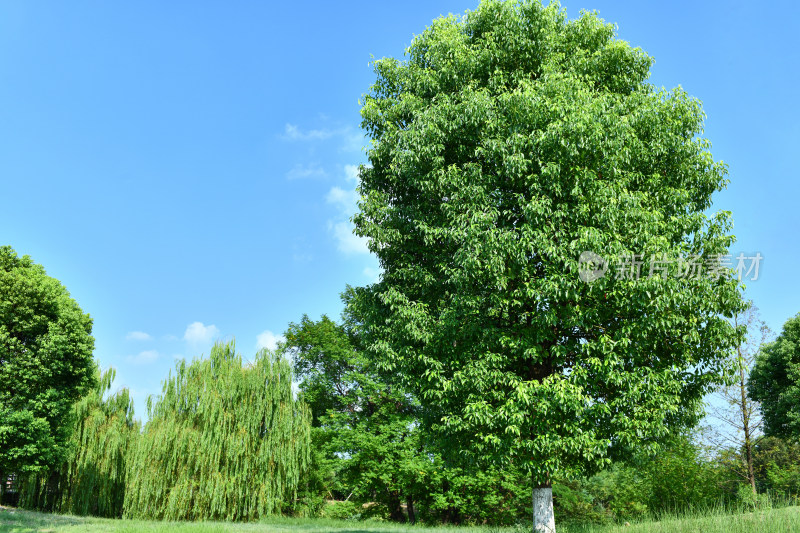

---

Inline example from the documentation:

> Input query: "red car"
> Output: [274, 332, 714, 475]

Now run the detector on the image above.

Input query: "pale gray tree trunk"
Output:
[532, 482, 556, 533]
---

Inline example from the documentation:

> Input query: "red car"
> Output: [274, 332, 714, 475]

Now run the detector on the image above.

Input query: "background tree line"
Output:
[4, 271, 800, 526]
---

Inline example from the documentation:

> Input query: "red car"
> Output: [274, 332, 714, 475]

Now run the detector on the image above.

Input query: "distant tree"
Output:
[751, 436, 800, 497]
[284, 304, 534, 525]
[284, 310, 426, 522]
[351, 1, 745, 531]
[707, 305, 773, 496]
[749, 313, 800, 441]
[0, 246, 96, 476]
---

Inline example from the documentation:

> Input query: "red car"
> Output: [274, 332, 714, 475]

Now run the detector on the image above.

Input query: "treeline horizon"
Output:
[6, 304, 800, 526]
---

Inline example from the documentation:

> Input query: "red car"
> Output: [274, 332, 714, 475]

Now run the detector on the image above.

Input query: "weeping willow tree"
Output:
[124, 341, 311, 521]
[18, 367, 139, 517]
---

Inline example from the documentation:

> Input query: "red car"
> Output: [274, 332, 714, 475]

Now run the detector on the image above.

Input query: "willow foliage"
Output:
[124, 342, 311, 521]
[18, 367, 138, 517]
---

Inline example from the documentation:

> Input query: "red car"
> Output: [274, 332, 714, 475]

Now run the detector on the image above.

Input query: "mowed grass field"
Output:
[3, 505, 800, 533]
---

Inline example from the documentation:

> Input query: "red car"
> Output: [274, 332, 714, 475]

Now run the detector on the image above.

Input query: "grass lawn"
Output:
[3, 505, 800, 533]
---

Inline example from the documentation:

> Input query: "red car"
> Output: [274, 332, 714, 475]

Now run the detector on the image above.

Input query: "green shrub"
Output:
[320, 500, 360, 520]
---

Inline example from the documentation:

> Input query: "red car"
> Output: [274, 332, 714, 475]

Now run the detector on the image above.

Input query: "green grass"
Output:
[3, 506, 800, 533]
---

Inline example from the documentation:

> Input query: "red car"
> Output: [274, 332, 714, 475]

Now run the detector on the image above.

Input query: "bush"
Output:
[320, 500, 360, 520]
[753, 436, 800, 498]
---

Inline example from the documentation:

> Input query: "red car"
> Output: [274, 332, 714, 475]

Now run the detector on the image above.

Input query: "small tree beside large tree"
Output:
[707, 304, 772, 496]
[351, 1, 745, 531]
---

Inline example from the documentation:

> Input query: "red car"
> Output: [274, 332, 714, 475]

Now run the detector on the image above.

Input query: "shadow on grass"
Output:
[1, 505, 84, 532]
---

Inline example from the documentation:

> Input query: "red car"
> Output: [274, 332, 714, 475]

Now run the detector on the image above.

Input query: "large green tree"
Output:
[749, 313, 800, 441]
[351, 1, 744, 531]
[0, 246, 96, 475]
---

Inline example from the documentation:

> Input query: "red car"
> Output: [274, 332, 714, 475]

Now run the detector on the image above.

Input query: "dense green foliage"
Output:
[752, 436, 800, 498]
[123, 342, 311, 521]
[285, 313, 425, 522]
[285, 311, 535, 525]
[18, 368, 138, 517]
[749, 313, 800, 440]
[0, 246, 97, 475]
[352, 0, 744, 488]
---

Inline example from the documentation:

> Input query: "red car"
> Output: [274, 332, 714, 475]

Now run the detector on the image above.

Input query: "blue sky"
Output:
[1, 0, 798, 420]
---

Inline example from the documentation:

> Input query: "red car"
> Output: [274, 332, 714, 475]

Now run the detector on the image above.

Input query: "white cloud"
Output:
[326, 186, 359, 214]
[363, 266, 382, 283]
[341, 131, 365, 153]
[325, 165, 370, 255]
[282, 123, 336, 141]
[184, 322, 220, 344]
[281, 123, 363, 152]
[125, 331, 152, 341]
[344, 164, 360, 183]
[286, 162, 327, 180]
[256, 330, 285, 352]
[127, 349, 160, 364]
[331, 221, 370, 254]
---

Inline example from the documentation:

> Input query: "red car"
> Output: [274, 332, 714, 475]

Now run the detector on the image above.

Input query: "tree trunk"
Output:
[406, 496, 416, 524]
[532, 480, 556, 533]
[388, 490, 406, 522]
[739, 356, 757, 495]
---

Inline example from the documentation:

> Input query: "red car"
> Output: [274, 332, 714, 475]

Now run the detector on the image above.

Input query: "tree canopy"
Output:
[352, 0, 744, 504]
[749, 313, 800, 441]
[0, 246, 96, 474]
[123, 342, 311, 521]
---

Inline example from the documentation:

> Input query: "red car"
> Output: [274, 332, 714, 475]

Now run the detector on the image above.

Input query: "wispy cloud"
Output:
[282, 123, 337, 141]
[125, 331, 152, 341]
[127, 349, 160, 364]
[326, 186, 359, 214]
[281, 123, 364, 152]
[286, 162, 327, 180]
[326, 165, 369, 255]
[329, 221, 369, 254]
[344, 164, 360, 183]
[184, 322, 220, 344]
[256, 330, 285, 352]
[363, 266, 382, 283]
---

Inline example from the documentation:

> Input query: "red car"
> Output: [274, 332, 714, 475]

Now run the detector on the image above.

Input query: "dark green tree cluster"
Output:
[749, 313, 800, 440]
[1, 246, 96, 476]
[284, 306, 534, 525]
